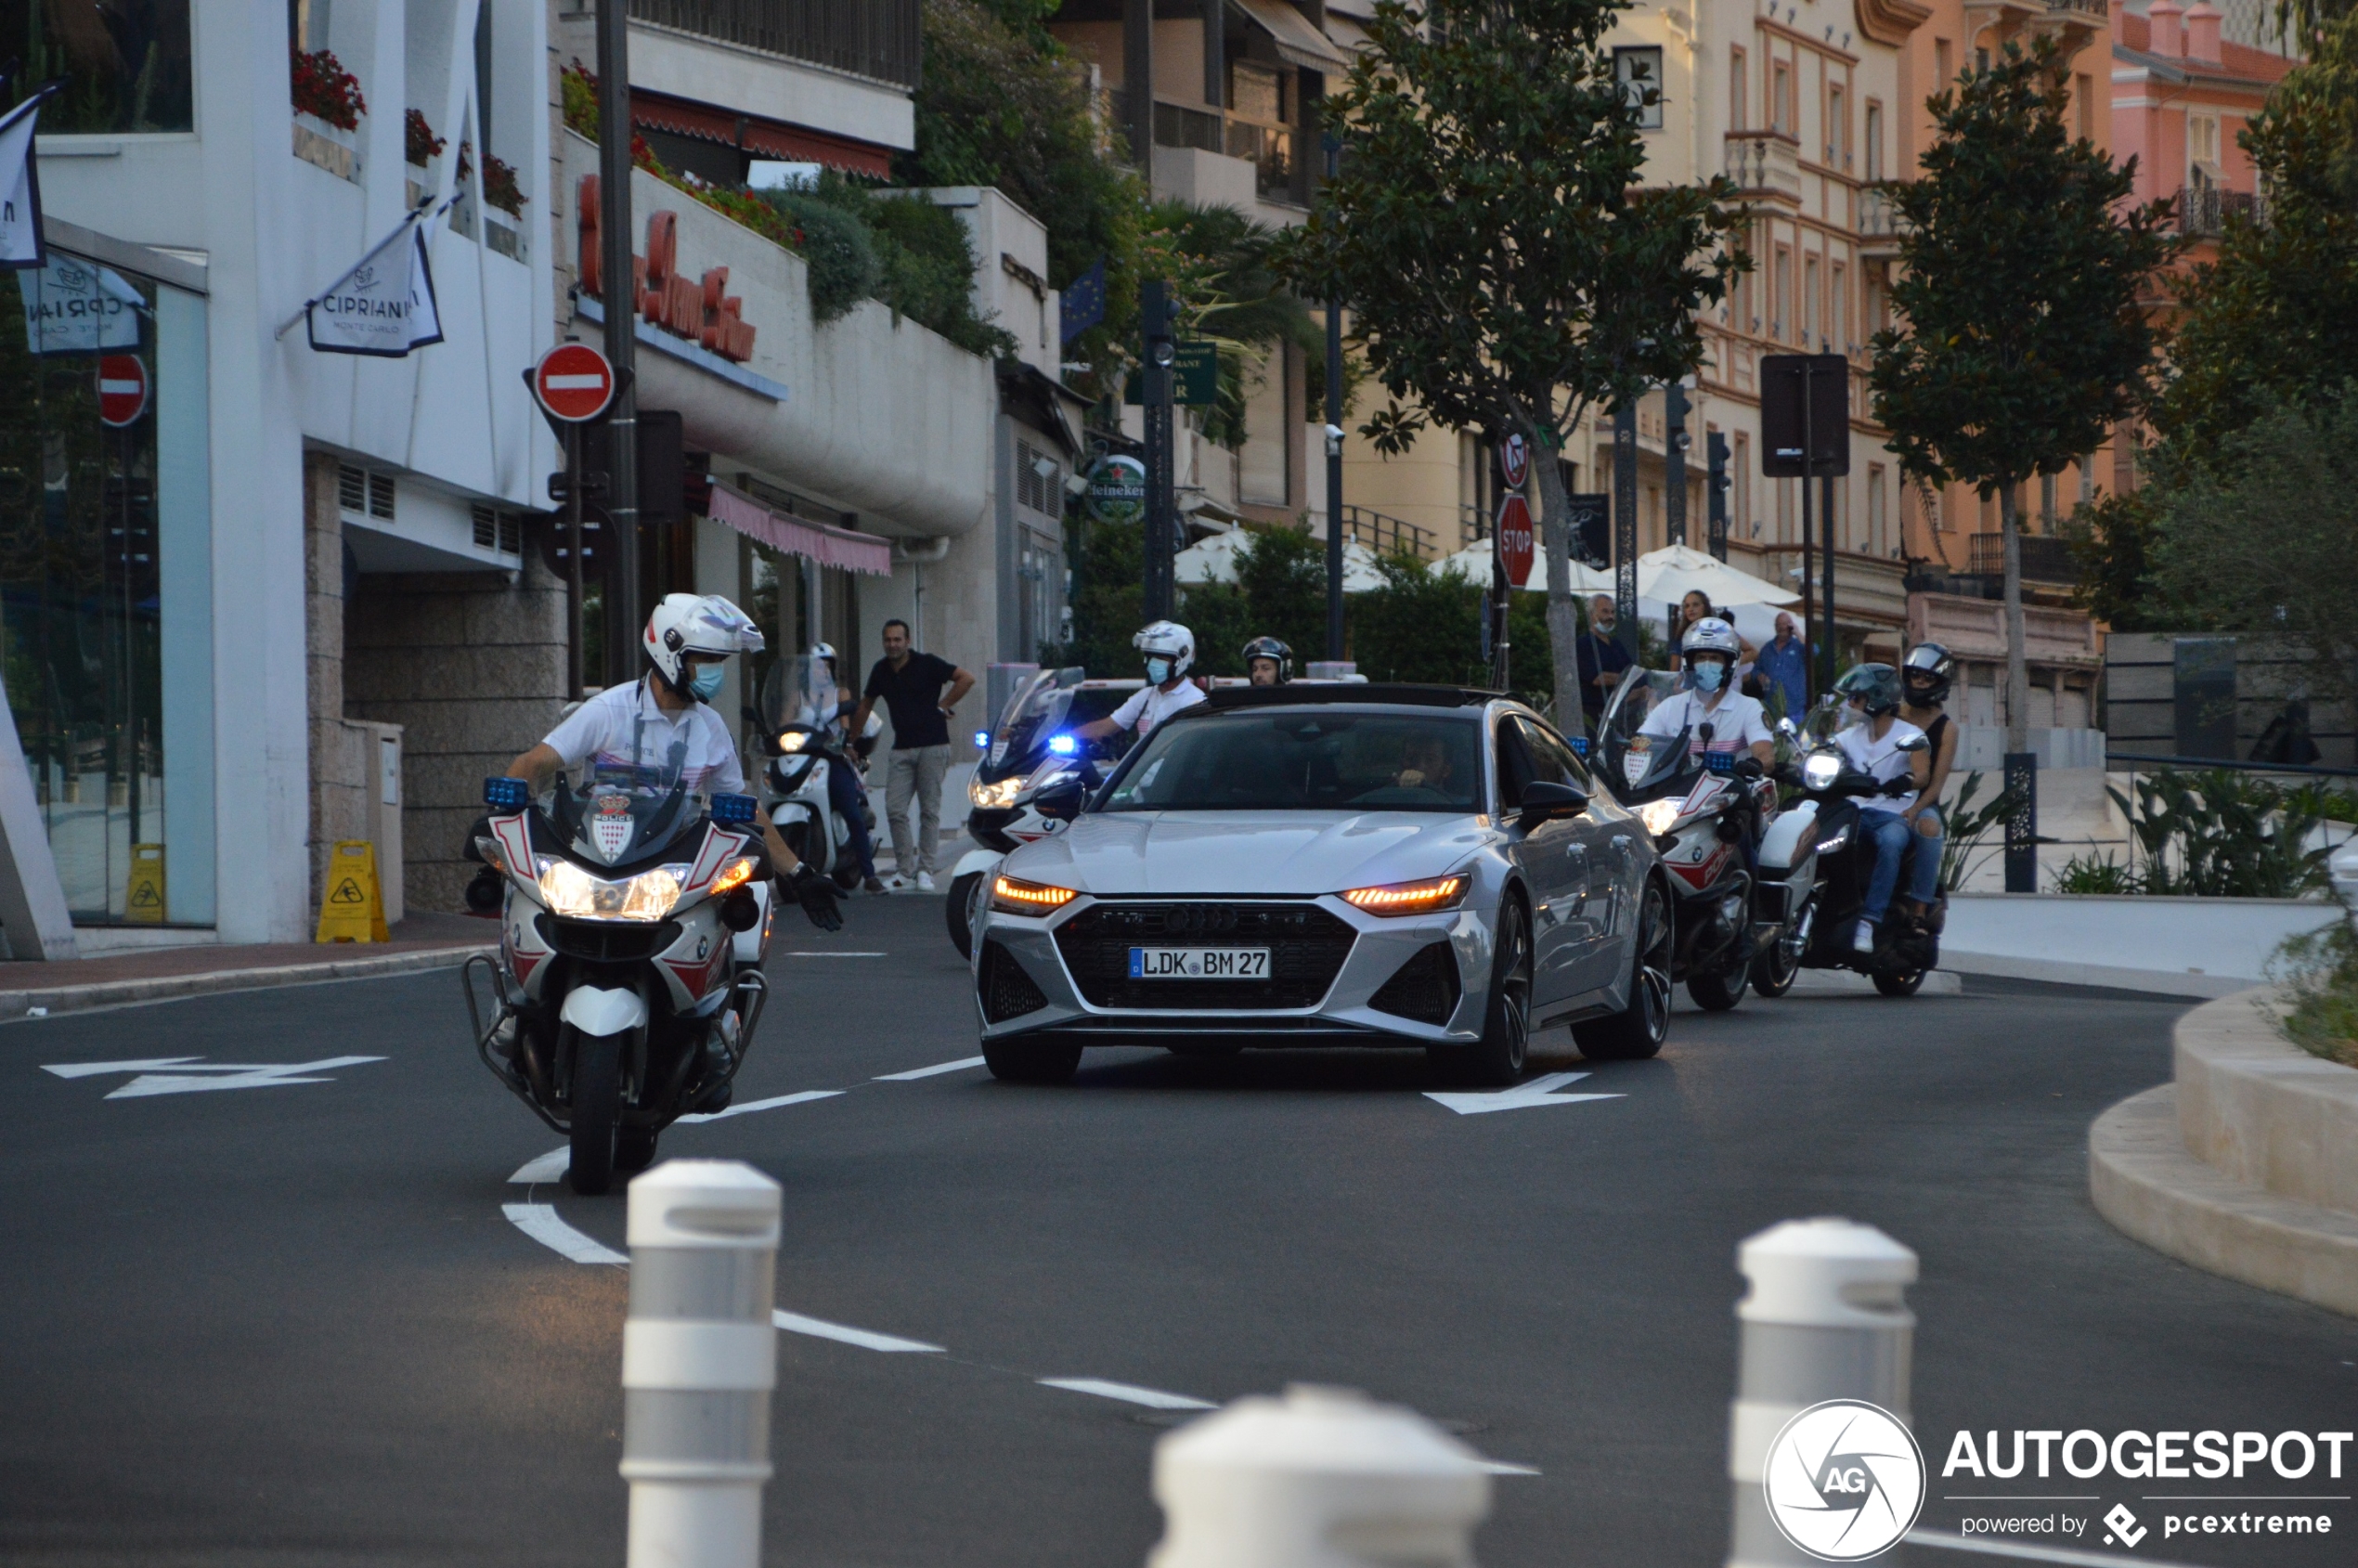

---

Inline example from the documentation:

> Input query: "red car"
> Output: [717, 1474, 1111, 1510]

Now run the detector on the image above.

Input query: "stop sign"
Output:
[1496, 494, 1535, 588]
[533, 343, 615, 422]
[97, 355, 148, 428]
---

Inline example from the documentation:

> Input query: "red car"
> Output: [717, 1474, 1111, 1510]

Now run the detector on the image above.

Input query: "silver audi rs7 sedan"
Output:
[968, 684, 1675, 1084]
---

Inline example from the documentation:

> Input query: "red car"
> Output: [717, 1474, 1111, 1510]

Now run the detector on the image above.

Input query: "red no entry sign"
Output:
[1500, 433, 1530, 490]
[1496, 494, 1535, 589]
[533, 343, 615, 422]
[97, 355, 148, 428]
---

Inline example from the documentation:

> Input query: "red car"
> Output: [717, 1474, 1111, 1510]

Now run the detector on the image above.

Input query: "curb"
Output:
[2089, 988, 2358, 1318]
[2091, 1085, 2358, 1317]
[1942, 951, 2243, 1000]
[0, 944, 494, 1023]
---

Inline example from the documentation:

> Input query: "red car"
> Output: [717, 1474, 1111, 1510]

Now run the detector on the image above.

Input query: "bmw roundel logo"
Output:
[696, 935, 710, 960]
[1763, 1400, 1924, 1561]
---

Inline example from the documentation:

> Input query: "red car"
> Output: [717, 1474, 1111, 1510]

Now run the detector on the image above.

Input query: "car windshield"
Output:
[1100, 710, 1482, 813]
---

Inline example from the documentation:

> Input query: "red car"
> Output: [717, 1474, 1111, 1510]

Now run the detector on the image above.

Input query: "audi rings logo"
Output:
[1764, 1400, 1927, 1561]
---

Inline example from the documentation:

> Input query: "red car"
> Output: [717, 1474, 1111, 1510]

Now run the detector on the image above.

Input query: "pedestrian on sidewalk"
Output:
[851, 619, 975, 893]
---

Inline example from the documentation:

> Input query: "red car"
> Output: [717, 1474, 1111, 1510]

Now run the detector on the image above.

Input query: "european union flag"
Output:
[1059, 255, 1107, 347]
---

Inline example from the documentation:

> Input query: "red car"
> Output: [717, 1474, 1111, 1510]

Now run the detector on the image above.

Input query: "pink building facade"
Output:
[2112, 0, 2294, 265]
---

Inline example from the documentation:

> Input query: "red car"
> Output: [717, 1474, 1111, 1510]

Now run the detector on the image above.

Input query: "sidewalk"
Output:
[0, 913, 495, 1023]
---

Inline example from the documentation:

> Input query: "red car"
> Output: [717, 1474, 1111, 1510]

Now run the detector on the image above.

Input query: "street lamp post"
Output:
[596, 0, 638, 679]
[1141, 279, 1176, 622]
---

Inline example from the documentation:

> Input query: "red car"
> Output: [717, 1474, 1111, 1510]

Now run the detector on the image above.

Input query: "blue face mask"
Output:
[688, 663, 726, 701]
[1692, 661, 1727, 693]
[1146, 657, 1173, 684]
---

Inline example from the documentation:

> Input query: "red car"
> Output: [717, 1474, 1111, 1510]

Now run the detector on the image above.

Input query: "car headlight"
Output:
[991, 875, 1080, 914]
[970, 774, 1023, 810]
[1637, 798, 1685, 836]
[1803, 752, 1843, 790]
[1340, 875, 1469, 914]
[536, 857, 693, 921]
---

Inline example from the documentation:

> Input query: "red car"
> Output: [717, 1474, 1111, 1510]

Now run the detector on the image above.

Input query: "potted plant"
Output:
[291, 46, 366, 179]
[405, 109, 445, 205]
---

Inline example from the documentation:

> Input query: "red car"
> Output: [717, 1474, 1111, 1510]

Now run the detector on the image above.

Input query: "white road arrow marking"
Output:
[44, 1055, 386, 1097]
[1039, 1378, 1216, 1410]
[502, 1202, 628, 1264]
[508, 1147, 572, 1185]
[680, 1088, 844, 1122]
[874, 1056, 986, 1082]
[1423, 1069, 1624, 1117]
[771, 1310, 943, 1354]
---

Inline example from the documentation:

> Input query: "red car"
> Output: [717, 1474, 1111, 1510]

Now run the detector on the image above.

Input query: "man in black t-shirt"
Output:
[851, 619, 976, 890]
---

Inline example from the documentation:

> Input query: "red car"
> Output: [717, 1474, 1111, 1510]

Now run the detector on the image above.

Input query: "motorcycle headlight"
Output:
[970, 774, 1023, 810]
[1637, 798, 1685, 836]
[777, 731, 810, 753]
[1803, 752, 1843, 790]
[535, 857, 694, 922]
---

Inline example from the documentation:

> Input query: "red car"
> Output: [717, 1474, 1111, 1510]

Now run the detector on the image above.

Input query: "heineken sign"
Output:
[1083, 454, 1147, 525]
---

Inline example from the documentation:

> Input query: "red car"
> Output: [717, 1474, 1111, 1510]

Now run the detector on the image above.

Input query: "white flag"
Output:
[304, 209, 446, 357]
[19, 253, 145, 355]
[0, 86, 58, 268]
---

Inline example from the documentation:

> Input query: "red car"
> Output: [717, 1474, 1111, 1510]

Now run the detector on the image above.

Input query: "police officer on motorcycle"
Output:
[1076, 620, 1208, 742]
[491, 593, 845, 930]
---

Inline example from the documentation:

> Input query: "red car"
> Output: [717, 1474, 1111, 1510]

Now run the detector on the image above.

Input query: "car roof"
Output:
[1193, 683, 1503, 712]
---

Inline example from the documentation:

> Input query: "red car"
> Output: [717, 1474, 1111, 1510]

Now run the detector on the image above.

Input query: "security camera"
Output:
[1324, 423, 1345, 442]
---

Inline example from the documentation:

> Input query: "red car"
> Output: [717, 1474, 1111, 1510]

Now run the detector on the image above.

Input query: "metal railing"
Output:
[1341, 506, 1434, 560]
[628, 0, 921, 88]
[2177, 184, 2264, 237]
[1966, 532, 2078, 582]
[1112, 91, 1306, 202]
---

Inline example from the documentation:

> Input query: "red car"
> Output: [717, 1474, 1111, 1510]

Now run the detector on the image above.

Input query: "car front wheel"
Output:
[1434, 897, 1530, 1087]
[1575, 879, 1672, 1061]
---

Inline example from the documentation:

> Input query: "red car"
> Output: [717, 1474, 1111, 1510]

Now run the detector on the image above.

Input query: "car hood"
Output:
[1004, 811, 1491, 897]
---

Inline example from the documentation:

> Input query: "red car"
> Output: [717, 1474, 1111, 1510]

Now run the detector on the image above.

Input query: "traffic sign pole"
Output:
[565, 421, 586, 699]
[597, 0, 640, 686]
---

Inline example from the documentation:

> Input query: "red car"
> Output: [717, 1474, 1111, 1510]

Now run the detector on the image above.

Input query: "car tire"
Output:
[1686, 953, 1749, 1012]
[1873, 968, 1926, 998]
[1439, 897, 1530, 1087]
[947, 871, 985, 961]
[565, 1025, 622, 1196]
[1575, 879, 1672, 1061]
[982, 1036, 1083, 1083]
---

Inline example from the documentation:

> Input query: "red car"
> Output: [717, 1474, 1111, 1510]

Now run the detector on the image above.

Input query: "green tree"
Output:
[1145, 201, 1323, 450]
[2065, 489, 2175, 632]
[1870, 40, 2175, 749]
[896, 0, 1147, 402]
[2149, 13, 2358, 471]
[1274, 0, 1743, 728]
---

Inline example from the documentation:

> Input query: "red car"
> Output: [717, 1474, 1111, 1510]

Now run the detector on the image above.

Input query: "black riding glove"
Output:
[784, 863, 843, 932]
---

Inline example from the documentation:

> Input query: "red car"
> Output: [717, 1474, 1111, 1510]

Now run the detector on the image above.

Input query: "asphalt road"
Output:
[5, 896, 2354, 1568]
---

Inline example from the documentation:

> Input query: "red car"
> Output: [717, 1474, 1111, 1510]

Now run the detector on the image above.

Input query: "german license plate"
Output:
[1128, 947, 1269, 979]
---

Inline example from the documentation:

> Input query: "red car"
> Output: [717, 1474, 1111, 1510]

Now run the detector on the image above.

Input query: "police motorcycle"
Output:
[1749, 679, 1943, 1000]
[462, 760, 774, 1197]
[757, 651, 879, 892]
[946, 667, 1141, 958]
[1593, 668, 1781, 1010]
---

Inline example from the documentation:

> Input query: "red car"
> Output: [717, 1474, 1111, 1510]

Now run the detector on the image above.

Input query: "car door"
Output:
[1498, 715, 1589, 1008]
[1515, 717, 1610, 1001]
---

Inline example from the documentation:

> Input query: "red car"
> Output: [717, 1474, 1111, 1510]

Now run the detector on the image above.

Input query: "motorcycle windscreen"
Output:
[569, 766, 701, 867]
[983, 673, 1081, 776]
[1597, 669, 1704, 797]
[760, 655, 841, 741]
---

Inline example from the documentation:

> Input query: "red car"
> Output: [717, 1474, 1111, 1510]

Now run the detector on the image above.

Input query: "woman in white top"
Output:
[1832, 664, 1936, 953]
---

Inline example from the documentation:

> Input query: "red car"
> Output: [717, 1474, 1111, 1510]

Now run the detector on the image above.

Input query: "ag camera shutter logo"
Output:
[1764, 1399, 1926, 1561]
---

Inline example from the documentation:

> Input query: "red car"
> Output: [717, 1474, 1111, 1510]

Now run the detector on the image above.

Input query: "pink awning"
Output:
[706, 481, 894, 577]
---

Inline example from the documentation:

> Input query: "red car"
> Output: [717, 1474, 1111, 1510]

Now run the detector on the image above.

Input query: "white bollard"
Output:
[1147, 1384, 1492, 1568]
[621, 1160, 781, 1568]
[1727, 1218, 1920, 1568]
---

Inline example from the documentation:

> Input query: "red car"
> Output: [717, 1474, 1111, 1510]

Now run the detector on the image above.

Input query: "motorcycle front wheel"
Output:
[1873, 969, 1926, 998]
[947, 871, 985, 960]
[566, 1024, 623, 1196]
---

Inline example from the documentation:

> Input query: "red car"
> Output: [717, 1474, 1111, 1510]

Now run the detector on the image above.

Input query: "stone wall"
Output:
[345, 548, 569, 915]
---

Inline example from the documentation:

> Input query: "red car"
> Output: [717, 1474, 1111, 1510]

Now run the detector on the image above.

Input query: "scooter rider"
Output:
[1896, 642, 1959, 923]
[1077, 620, 1207, 742]
[1833, 663, 1936, 954]
[1244, 636, 1292, 687]
[498, 593, 845, 931]
[809, 641, 883, 894]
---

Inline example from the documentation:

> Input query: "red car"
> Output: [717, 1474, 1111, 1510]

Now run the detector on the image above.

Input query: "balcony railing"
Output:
[1966, 532, 2078, 583]
[628, 0, 921, 88]
[2176, 184, 2264, 238]
[1724, 131, 1803, 202]
[1341, 505, 1435, 561]
[1114, 90, 1308, 204]
[1857, 183, 1905, 251]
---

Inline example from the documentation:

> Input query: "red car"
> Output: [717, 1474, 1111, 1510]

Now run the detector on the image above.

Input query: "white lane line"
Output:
[874, 1056, 987, 1082]
[43, 1056, 204, 1077]
[1482, 1461, 1542, 1476]
[1039, 1378, 1217, 1411]
[509, 1147, 571, 1185]
[1424, 1069, 1624, 1117]
[786, 952, 887, 958]
[680, 1088, 845, 1122]
[502, 1202, 628, 1264]
[772, 1309, 944, 1354]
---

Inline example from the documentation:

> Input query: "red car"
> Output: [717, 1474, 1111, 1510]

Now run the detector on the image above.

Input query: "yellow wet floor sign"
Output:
[126, 843, 166, 923]
[316, 840, 390, 943]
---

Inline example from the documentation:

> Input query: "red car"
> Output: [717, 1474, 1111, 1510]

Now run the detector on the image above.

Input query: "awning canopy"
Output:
[707, 481, 893, 577]
[1235, 0, 1351, 71]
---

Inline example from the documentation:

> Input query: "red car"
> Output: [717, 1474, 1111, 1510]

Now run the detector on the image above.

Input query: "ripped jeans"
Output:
[1862, 806, 1945, 925]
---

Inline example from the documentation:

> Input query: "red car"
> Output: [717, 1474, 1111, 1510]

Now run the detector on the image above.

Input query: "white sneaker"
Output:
[1853, 920, 1877, 954]
[916, 872, 937, 892]
[881, 874, 913, 892]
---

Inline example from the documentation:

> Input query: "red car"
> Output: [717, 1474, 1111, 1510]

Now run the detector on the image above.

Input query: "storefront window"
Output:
[0, 0, 194, 135]
[0, 249, 213, 924]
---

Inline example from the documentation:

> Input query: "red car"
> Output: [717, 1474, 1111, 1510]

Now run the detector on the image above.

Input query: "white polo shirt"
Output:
[1638, 688, 1772, 758]
[1111, 679, 1207, 737]
[541, 678, 746, 797]
[1837, 717, 1928, 816]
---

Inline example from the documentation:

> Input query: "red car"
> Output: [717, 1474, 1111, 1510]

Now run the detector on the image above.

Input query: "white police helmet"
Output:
[1134, 619, 1196, 679]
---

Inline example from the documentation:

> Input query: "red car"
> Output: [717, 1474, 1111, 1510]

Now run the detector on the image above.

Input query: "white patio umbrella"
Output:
[1634, 544, 1799, 609]
[1433, 539, 1614, 595]
[1173, 526, 1389, 593]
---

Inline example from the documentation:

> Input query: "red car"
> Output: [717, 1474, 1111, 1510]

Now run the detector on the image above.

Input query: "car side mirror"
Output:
[1032, 775, 1088, 821]
[1517, 779, 1587, 828]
